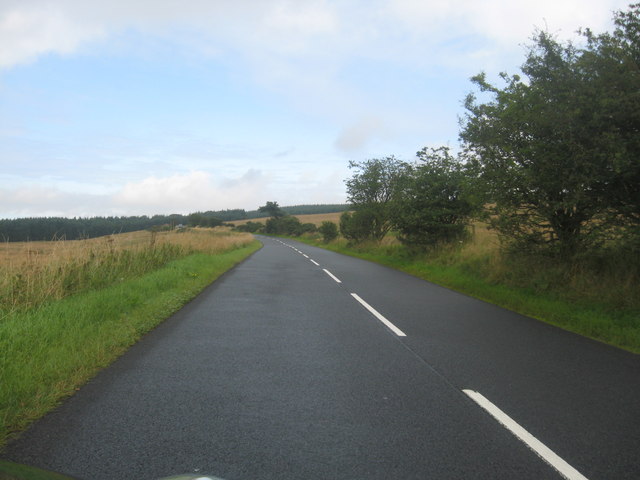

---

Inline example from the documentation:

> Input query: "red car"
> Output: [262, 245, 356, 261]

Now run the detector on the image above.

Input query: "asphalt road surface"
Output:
[3, 236, 639, 480]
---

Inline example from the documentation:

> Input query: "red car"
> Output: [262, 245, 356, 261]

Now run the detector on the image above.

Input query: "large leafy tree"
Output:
[461, 28, 624, 256]
[342, 156, 404, 242]
[579, 4, 640, 231]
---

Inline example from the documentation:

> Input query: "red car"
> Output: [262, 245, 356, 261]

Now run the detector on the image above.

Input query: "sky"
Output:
[0, 0, 630, 218]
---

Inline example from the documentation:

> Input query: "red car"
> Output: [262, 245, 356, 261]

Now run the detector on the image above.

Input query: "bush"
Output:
[318, 221, 338, 243]
[340, 211, 378, 244]
[264, 216, 303, 236]
[235, 221, 263, 233]
[301, 223, 318, 234]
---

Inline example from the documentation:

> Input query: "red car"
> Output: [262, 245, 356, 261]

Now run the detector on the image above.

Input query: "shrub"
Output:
[301, 223, 318, 234]
[318, 221, 338, 243]
[264, 216, 303, 236]
[340, 211, 377, 244]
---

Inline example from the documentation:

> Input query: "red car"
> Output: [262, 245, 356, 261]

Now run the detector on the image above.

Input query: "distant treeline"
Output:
[0, 204, 349, 242]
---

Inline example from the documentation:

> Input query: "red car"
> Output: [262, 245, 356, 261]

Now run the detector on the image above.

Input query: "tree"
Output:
[343, 156, 404, 242]
[258, 201, 285, 218]
[187, 212, 222, 228]
[579, 4, 640, 231]
[318, 221, 338, 243]
[392, 147, 476, 248]
[461, 30, 616, 256]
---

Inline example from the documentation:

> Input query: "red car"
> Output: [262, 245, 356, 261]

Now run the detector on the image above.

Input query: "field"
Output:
[0, 227, 253, 266]
[228, 211, 343, 227]
[0, 227, 253, 314]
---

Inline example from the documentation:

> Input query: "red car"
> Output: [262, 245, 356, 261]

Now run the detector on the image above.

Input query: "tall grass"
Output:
[0, 228, 253, 314]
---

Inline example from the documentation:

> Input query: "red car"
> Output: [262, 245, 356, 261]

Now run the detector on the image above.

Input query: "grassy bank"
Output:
[0, 240, 261, 448]
[294, 230, 640, 354]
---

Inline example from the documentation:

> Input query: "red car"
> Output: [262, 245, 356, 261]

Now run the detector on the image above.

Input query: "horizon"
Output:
[0, 202, 350, 221]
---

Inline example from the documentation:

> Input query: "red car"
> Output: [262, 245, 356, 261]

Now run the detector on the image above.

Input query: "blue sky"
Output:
[0, 0, 629, 218]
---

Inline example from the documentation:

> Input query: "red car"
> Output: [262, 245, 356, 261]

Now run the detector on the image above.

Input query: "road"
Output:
[3, 236, 639, 479]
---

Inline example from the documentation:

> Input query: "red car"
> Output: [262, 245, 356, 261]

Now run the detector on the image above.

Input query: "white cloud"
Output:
[0, 169, 272, 218]
[0, 184, 110, 218]
[279, 168, 347, 206]
[1, 0, 629, 70]
[0, 2, 105, 67]
[262, 0, 338, 53]
[114, 170, 270, 213]
[0, 0, 340, 67]
[1, 0, 628, 120]
[386, 0, 628, 45]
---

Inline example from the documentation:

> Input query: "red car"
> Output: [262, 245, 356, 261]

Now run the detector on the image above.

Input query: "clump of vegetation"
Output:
[236, 201, 324, 237]
[318, 221, 339, 243]
[234, 221, 264, 233]
[392, 146, 477, 249]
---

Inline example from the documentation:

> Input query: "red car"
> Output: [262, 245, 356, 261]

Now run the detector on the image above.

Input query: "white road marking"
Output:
[302, 254, 309, 258]
[323, 269, 342, 283]
[350, 293, 407, 337]
[310, 259, 320, 266]
[463, 390, 589, 480]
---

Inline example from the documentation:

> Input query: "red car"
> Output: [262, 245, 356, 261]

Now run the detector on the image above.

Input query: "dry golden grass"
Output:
[0, 227, 252, 267]
[458, 222, 501, 259]
[293, 212, 344, 225]
[153, 227, 254, 253]
[0, 227, 254, 312]
[228, 211, 345, 227]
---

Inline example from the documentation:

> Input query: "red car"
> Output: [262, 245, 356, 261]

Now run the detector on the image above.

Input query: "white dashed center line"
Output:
[463, 390, 589, 480]
[350, 293, 407, 337]
[323, 269, 342, 283]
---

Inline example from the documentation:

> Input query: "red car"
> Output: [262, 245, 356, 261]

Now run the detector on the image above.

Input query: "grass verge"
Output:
[291, 235, 640, 354]
[0, 241, 261, 448]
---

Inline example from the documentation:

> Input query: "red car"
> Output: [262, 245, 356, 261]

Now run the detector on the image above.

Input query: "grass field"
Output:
[0, 227, 253, 314]
[0, 229, 260, 447]
[0, 227, 253, 266]
[227, 211, 343, 227]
